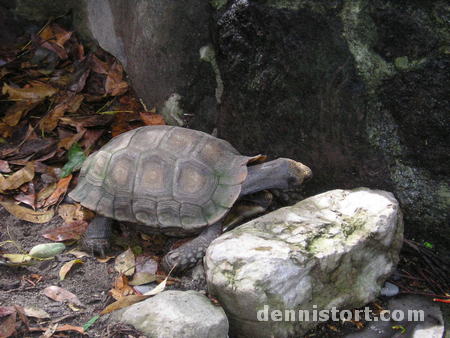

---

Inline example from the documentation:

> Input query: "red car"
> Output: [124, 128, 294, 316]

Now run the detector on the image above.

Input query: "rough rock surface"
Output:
[112, 290, 229, 338]
[205, 188, 403, 337]
[213, 0, 449, 250]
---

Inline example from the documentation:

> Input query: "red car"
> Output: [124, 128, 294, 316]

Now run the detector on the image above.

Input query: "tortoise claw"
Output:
[80, 237, 110, 257]
[161, 245, 204, 274]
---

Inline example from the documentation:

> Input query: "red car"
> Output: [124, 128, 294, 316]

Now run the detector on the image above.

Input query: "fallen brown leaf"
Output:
[42, 220, 88, 242]
[0, 160, 11, 173]
[58, 129, 86, 150]
[100, 294, 149, 315]
[53, 25, 73, 48]
[59, 259, 83, 280]
[110, 275, 135, 300]
[60, 115, 113, 131]
[42, 174, 72, 207]
[0, 124, 34, 158]
[129, 272, 157, 286]
[36, 183, 57, 204]
[23, 306, 50, 319]
[91, 54, 109, 74]
[43, 286, 82, 306]
[105, 61, 128, 96]
[0, 122, 14, 138]
[2, 81, 57, 101]
[29, 324, 85, 335]
[0, 162, 34, 192]
[13, 182, 36, 209]
[114, 248, 136, 276]
[0, 310, 16, 337]
[58, 203, 94, 224]
[0, 306, 16, 317]
[139, 112, 165, 126]
[0, 199, 54, 223]
[3, 100, 40, 127]
[39, 93, 83, 132]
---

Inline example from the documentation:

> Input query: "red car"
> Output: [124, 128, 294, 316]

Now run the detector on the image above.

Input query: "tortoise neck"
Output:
[240, 159, 290, 196]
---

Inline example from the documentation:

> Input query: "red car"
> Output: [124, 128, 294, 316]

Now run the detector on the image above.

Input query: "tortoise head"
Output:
[285, 158, 313, 188]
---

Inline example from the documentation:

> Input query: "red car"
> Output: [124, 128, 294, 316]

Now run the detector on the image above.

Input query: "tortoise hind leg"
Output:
[81, 216, 112, 257]
[161, 221, 222, 274]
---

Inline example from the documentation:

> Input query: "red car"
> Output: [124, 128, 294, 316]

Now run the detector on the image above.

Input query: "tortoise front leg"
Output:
[81, 216, 112, 257]
[161, 221, 222, 274]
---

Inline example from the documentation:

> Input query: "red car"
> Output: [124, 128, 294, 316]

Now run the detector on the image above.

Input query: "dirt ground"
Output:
[0, 205, 126, 337]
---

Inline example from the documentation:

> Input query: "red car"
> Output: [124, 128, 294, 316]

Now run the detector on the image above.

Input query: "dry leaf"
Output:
[59, 259, 83, 280]
[91, 55, 109, 74]
[0, 160, 11, 173]
[29, 324, 85, 335]
[36, 182, 56, 197]
[97, 256, 114, 263]
[58, 203, 94, 224]
[43, 286, 82, 306]
[105, 61, 128, 96]
[0, 162, 34, 192]
[67, 249, 89, 258]
[42, 221, 88, 242]
[0, 306, 16, 317]
[100, 295, 150, 315]
[143, 275, 169, 296]
[2, 81, 57, 101]
[0, 199, 54, 223]
[139, 112, 165, 126]
[1, 253, 32, 264]
[110, 275, 135, 300]
[129, 272, 157, 286]
[54, 26, 73, 48]
[13, 181, 36, 209]
[114, 248, 136, 276]
[0, 310, 16, 337]
[23, 306, 50, 319]
[0, 122, 14, 138]
[3, 100, 40, 127]
[42, 174, 72, 207]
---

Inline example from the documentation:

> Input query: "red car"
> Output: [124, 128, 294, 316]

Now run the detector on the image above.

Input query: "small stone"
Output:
[113, 290, 228, 338]
[380, 281, 400, 297]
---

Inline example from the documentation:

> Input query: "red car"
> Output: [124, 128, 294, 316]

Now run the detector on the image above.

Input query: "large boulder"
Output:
[112, 290, 229, 338]
[213, 0, 449, 250]
[205, 188, 404, 337]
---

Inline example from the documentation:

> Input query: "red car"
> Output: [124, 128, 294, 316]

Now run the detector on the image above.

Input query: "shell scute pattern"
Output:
[69, 126, 254, 234]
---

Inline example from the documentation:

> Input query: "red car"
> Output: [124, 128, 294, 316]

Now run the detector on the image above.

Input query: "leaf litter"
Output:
[0, 16, 176, 338]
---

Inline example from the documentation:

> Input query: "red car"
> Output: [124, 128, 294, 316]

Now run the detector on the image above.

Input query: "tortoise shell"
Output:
[69, 126, 258, 236]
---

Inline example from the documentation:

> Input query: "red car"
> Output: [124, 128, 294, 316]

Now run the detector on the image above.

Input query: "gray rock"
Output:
[380, 282, 400, 297]
[205, 188, 403, 338]
[113, 290, 228, 338]
[345, 295, 445, 338]
[213, 0, 450, 251]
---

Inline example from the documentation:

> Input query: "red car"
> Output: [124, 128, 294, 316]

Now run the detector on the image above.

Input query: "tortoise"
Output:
[69, 125, 312, 273]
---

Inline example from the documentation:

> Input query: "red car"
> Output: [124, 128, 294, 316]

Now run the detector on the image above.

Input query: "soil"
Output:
[0, 205, 121, 337]
[0, 202, 215, 337]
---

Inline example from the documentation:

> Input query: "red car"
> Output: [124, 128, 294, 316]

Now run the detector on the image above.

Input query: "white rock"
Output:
[114, 290, 228, 338]
[205, 188, 404, 337]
